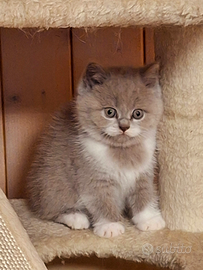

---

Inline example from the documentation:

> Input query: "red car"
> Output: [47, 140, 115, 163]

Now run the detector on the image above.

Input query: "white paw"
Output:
[136, 215, 165, 231]
[132, 204, 165, 231]
[93, 222, 125, 238]
[56, 212, 90, 230]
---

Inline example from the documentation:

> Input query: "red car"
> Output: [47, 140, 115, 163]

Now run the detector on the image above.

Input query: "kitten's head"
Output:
[76, 62, 163, 147]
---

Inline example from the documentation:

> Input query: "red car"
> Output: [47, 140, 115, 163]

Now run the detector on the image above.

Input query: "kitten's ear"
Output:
[140, 62, 160, 88]
[83, 63, 108, 89]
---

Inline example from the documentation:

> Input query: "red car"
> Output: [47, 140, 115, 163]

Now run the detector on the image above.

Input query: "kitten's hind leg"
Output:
[129, 173, 165, 231]
[132, 203, 165, 231]
[56, 211, 90, 230]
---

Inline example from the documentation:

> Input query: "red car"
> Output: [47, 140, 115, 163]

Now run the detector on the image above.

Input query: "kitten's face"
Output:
[76, 63, 163, 147]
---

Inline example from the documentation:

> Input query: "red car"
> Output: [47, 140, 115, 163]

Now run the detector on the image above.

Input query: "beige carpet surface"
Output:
[10, 199, 203, 270]
[1, 0, 203, 28]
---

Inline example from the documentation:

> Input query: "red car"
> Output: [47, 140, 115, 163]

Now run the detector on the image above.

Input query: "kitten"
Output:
[27, 62, 165, 238]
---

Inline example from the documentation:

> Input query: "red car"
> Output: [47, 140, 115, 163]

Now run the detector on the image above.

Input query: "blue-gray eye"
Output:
[104, 108, 116, 118]
[132, 109, 144, 120]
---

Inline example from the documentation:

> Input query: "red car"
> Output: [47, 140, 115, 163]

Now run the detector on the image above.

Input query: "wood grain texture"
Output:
[71, 27, 144, 92]
[0, 89, 6, 194]
[0, 28, 6, 193]
[1, 28, 72, 198]
[144, 28, 155, 64]
[1, 27, 154, 199]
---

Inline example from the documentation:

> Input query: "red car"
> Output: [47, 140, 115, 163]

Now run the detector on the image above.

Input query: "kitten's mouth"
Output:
[101, 131, 135, 146]
[102, 131, 128, 138]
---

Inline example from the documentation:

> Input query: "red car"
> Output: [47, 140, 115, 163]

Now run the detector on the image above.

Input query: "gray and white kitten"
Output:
[27, 62, 165, 238]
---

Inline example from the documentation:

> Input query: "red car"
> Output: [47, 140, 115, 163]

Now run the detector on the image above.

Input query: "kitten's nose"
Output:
[119, 125, 130, 132]
[119, 118, 130, 133]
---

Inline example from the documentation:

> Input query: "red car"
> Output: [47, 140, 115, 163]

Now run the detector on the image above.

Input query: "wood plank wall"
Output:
[0, 27, 154, 199]
[71, 28, 144, 91]
[0, 30, 6, 193]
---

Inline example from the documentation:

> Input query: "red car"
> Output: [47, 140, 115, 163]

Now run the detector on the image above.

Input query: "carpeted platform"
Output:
[5, 195, 203, 270]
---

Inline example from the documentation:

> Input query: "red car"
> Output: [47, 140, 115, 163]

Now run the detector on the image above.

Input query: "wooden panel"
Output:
[0, 74, 6, 194]
[0, 29, 6, 193]
[72, 27, 144, 92]
[144, 28, 155, 64]
[1, 28, 72, 198]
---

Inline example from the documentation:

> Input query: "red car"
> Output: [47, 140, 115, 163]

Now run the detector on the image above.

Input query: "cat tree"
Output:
[1, 0, 203, 269]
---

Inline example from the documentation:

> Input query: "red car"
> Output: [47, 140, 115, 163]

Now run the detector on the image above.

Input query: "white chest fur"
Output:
[81, 136, 155, 193]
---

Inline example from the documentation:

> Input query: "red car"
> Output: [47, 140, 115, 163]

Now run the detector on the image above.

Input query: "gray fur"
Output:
[27, 62, 163, 233]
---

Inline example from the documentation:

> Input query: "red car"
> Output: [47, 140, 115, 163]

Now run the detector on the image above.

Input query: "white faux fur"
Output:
[1, 0, 203, 28]
[155, 26, 203, 232]
[9, 197, 203, 269]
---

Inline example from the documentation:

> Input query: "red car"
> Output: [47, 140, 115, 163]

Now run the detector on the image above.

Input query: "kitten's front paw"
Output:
[93, 222, 125, 238]
[56, 212, 90, 230]
[136, 215, 165, 231]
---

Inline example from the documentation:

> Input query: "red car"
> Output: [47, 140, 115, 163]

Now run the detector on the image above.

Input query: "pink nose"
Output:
[119, 125, 130, 132]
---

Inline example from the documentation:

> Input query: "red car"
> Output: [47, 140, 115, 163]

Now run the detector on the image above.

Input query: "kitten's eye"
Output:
[132, 109, 144, 120]
[104, 108, 117, 118]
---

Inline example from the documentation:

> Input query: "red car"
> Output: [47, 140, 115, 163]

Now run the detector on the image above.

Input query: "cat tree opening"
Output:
[1, 1, 203, 270]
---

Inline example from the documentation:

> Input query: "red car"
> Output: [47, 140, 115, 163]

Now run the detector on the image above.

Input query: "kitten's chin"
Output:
[101, 133, 139, 148]
[80, 128, 139, 148]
